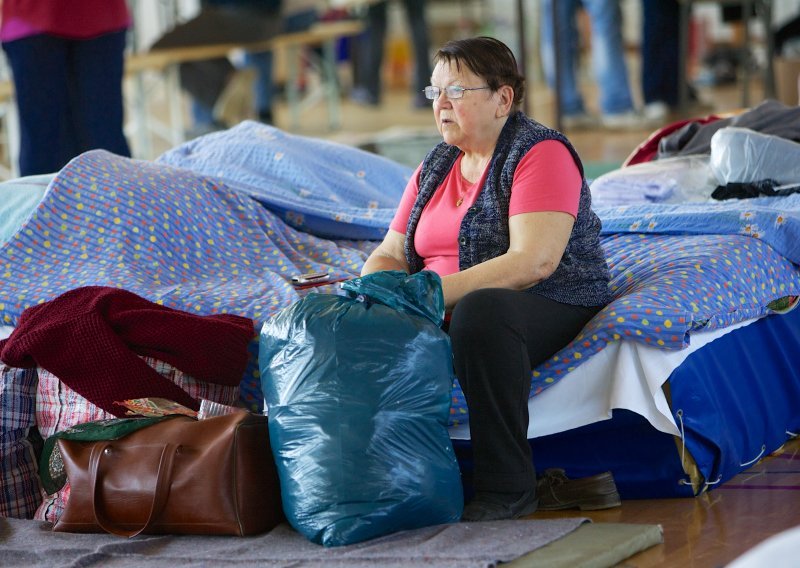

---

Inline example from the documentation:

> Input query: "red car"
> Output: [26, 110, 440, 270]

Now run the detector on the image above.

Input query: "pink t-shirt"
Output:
[0, 0, 131, 43]
[389, 139, 582, 276]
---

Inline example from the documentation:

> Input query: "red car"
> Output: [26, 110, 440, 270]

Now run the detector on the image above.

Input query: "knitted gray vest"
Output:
[404, 111, 611, 307]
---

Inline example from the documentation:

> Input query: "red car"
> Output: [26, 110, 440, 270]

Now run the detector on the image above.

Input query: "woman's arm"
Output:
[440, 210, 574, 309]
[360, 229, 410, 275]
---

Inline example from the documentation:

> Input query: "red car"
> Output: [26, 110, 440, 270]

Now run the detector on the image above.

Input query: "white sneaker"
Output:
[561, 112, 599, 131]
[600, 110, 659, 131]
[643, 102, 670, 122]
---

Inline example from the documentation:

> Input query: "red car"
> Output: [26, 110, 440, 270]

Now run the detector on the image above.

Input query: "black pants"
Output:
[355, 0, 432, 100]
[448, 288, 601, 493]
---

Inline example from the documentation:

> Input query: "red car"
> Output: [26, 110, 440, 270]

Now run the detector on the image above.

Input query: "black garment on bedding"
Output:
[712, 179, 800, 200]
[657, 99, 800, 159]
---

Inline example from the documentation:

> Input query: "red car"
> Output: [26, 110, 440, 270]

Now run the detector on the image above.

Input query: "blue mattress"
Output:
[456, 304, 800, 499]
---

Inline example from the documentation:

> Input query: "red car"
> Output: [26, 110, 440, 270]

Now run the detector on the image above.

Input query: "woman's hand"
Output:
[440, 211, 574, 309]
[361, 229, 410, 276]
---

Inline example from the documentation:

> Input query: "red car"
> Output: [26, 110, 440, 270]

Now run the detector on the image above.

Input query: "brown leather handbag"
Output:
[53, 411, 282, 536]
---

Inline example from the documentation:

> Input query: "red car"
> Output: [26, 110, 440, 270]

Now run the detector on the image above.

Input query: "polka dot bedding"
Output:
[0, 150, 798, 427]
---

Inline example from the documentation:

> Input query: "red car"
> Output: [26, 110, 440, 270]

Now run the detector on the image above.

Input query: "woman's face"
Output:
[430, 60, 501, 151]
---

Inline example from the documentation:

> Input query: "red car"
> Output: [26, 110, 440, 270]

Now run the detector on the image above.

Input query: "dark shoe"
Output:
[350, 86, 379, 107]
[461, 489, 538, 522]
[258, 109, 274, 125]
[537, 469, 621, 511]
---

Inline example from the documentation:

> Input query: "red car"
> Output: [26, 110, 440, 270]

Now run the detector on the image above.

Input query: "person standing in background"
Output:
[640, 0, 711, 122]
[156, 0, 328, 134]
[151, 0, 284, 136]
[243, 0, 327, 126]
[640, 0, 680, 121]
[351, 0, 432, 109]
[539, 0, 650, 130]
[0, 0, 132, 176]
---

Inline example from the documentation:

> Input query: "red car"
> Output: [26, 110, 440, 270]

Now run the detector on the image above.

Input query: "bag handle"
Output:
[88, 441, 180, 537]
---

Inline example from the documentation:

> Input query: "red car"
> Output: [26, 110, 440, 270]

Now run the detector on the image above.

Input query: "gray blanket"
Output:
[0, 517, 587, 568]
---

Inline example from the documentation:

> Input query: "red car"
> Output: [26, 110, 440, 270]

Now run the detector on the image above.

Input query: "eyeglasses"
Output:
[423, 85, 491, 101]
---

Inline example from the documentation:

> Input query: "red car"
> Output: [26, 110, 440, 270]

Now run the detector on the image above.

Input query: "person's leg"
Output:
[539, 0, 585, 116]
[774, 14, 800, 56]
[583, 0, 635, 115]
[155, 4, 282, 127]
[449, 288, 599, 520]
[245, 9, 319, 123]
[354, 0, 388, 104]
[402, 0, 432, 105]
[245, 50, 275, 122]
[3, 35, 72, 175]
[641, 0, 679, 107]
[68, 30, 132, 160]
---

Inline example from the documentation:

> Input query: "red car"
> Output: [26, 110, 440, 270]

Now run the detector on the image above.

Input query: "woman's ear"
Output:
[496, 85, 514, 118]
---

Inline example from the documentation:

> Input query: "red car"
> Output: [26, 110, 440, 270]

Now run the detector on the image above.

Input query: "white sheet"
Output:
[0, 174, 52, 247]
[448, 317, 757, 440]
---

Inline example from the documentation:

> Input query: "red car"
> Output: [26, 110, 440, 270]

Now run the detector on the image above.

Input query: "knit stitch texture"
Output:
[405, 111, 611, 307]
[0, 286, 255, 417]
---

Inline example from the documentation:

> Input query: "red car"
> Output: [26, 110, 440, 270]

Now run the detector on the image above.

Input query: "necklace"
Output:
[457, 156, 489, 206]
[456, 171, 481, 207]
[456, 175, 468, 207]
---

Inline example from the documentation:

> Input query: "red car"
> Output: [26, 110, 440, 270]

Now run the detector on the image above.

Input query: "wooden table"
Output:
[126, 20, 365, 156]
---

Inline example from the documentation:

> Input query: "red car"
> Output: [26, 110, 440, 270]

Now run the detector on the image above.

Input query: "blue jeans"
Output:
[540, 0, 634, 116]
[2, 30, 131, 176]
[246, 9, 319, 116]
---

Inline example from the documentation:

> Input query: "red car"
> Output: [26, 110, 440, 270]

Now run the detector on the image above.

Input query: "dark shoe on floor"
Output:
[537, 469, 621, 511]
[350, 86, 379, 107]
[461, 489, 538, 522]
[258, 109, 274, 125]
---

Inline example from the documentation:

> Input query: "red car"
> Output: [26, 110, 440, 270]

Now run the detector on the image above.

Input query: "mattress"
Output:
[455, 305, 800, 499]
[2, 124, 799, 506]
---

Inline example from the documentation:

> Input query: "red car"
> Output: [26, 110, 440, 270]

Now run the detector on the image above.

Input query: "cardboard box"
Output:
[774, 57, 800, 106]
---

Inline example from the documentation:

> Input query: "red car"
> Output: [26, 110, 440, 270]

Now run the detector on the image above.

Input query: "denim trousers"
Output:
[2, 30, 131, 176]
[152, 5, 283, 122]
[539, 0, 634, 116]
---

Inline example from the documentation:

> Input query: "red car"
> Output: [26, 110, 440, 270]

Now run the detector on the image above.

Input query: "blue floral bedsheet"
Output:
[1, 147, 799, 426]
[156, 121, 413, 240]
[522, 197, 800, 397]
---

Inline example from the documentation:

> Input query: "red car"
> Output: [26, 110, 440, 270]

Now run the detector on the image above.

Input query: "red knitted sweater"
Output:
[0, 286, 255, 417]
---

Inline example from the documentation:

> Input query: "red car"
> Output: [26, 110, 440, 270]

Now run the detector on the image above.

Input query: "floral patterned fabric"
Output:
[0, 149, 798, 429]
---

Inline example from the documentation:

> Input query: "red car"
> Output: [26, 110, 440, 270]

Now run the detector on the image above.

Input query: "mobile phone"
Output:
[291, 271, 331, 286]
